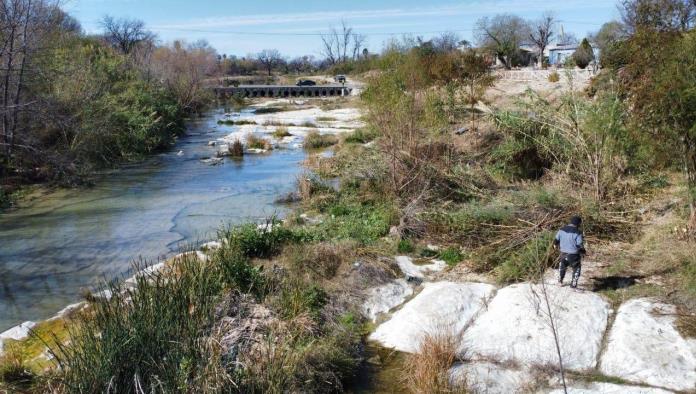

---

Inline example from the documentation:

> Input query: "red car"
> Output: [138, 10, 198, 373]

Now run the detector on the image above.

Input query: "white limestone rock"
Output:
[449, 362, 536, 394]
[0, 321, 36, 354]
[200, 240, 222, 251]
[395, 256, 446, 280]
[461, 283, 610, 371]
[362, 279, 413, 322]
[599, 298, 696, 392]
[548, 382, 674, 394]
[369, 281, 495, 353]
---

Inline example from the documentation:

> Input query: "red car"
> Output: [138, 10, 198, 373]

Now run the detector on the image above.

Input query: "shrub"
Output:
[344, 128, 378, 144]
[304, 131, 338, 149]
[439, 247, 463, 266]
[493, 231, 554, 283]
[272, 126, 292, 138]
[397, 239, 415, 253]
[573, 38, 595, 69]
[229, 139, 244, 157]
[217, 119, 257, 126]
[246, 134, 272, 150]
[548, 71, 560, 83]
[275, 280, 328, 320]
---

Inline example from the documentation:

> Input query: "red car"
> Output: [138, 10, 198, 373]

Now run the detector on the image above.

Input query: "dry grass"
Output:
[229, 139, 244, 157]
[246, 134, 273, 150]
[403, 330, 464, 394]
[272, 126, 292, 138]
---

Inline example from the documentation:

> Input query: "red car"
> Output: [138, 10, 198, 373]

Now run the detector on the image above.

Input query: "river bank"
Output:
[0, 97, 362, 331]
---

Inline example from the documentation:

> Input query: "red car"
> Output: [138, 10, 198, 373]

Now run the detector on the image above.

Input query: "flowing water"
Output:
[0, 109, 306, 331]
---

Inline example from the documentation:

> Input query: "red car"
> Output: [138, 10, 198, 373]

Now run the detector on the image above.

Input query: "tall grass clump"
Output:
[272, 126, 292, 138]
[229, 139, 244, 157]
[304, 131, 338, 149]
[50, 254, 229, 393]
[403, 331, 461, 394]
[246, 134, 272, 150]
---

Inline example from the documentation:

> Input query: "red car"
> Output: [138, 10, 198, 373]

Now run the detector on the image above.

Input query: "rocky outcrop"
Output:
[461, 283, 610, 371]
[449, 362, 537, 394]
[0, 321, 35, 355]
[362, 279, 413, 322]
[394, 256, 446, 280]
[599, 298, 696, 392]
[369, 281, 495, 353]
[548, 382, 674, 394]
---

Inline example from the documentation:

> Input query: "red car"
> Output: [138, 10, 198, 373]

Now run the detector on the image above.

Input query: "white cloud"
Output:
[153, 0, 612, 31]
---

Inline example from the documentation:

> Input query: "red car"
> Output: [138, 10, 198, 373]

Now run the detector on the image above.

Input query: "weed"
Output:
[254, 106, 288, 114]
[493, 231, 554, 283]
[275, 280, 328, 320]
[217, 119, 257, 126]
[301, 121, 318, 128]
[221, 220, 295, 259]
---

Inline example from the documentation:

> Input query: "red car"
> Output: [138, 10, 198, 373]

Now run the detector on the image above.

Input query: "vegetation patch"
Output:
[304, 131, 338, 149]
[272, 126, 292, 138]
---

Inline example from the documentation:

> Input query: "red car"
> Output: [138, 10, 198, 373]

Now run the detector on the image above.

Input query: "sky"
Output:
[64, 0, 621, 58]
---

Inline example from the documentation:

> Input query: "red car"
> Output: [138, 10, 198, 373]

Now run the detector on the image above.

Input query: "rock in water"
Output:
[461, 283, 610, 371]
[362, 279, 413, 322]
[369, 281, 495, 353]
[599, 298, 696, 391]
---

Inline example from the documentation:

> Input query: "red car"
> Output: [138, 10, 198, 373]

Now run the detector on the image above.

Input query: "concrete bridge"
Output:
[214, 84, 353, 99]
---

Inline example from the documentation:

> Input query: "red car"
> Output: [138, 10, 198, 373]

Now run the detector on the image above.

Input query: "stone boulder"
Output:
[599, 298, 696, 392]
[362, 279, 413, 322]
[369, 281, 495, 353]
[0, 321, 36, 355]
[461, 283, 610, 371]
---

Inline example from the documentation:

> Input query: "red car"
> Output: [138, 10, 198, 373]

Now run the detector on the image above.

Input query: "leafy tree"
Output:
[573, 38, 595, 69]
[590, 21, 628, 67]
[620, 0, 695, 33]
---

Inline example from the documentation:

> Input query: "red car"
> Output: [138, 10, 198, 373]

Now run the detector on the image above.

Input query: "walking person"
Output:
[553, 216, 586, 288]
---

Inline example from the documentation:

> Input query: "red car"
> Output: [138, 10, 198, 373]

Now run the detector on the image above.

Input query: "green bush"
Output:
[439, 247, 463, 266]
[275, 281, 328, 320]
[222, 221, 295, 259]
[397, 239, 415, 253]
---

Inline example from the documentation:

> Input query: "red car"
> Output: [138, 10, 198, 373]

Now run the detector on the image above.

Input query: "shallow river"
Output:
[0, 109, 305, 330]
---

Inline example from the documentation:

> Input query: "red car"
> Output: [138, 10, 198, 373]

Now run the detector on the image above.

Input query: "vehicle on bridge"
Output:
[334, 74, 346, 83]
[296, 79, 316, 86]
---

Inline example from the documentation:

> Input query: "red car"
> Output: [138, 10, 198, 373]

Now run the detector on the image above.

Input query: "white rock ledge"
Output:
[362, 279, 413, 322]
[461, 283, 610, 371]
[369, 281, 495, 353]
[548, 382, 674, 394]
[395, 256, 446, 280]
[449, 362, 535, 394]
[599, 298, 696, 392]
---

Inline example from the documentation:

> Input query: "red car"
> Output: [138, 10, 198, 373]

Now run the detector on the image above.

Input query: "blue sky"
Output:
[65, 0, 621, 58]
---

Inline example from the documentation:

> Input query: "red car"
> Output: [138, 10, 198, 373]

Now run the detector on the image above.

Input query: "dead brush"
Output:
[403, 330, 463, 394]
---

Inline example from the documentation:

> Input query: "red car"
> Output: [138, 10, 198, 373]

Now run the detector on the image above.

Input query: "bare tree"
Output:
[528, 12, 555, 68]
[100, 15, 155, 55]
[0, 0, 60, 163]
[320, 21, 365, 65]
[255, 49, 282, 76]
[475, 14, 530, 69]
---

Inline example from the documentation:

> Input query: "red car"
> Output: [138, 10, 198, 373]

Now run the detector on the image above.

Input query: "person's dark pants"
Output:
[559, 253, 581, 288]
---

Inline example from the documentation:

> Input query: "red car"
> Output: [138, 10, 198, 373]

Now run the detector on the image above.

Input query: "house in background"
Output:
[547, 42, 601, 66]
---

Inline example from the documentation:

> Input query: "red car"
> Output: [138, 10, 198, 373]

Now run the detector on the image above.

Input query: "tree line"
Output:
[0, 1, 219, 186]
